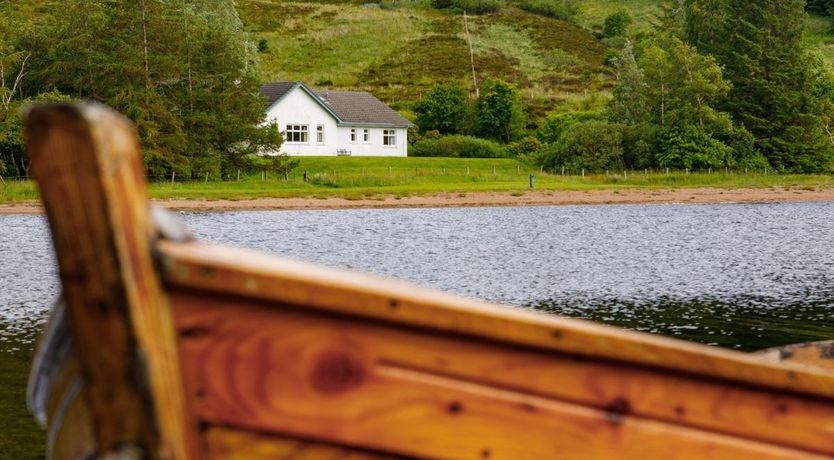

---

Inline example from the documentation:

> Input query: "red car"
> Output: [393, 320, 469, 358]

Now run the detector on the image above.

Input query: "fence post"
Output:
[237, 169, 241, 182]
[171, 171, 175, 185]
[540, 165, 544, 175]
[666, 167, 669, 176]
[362, 167, 365, 177]
[205, 172, 209, 183]
[644, 169, 648, 176]
[388, 166, 392, 177]
[516, 165, 520, 175]
[493, 165, 496, 175]
[262, 171, 265, 181]
[686, 168, 689, 175]
[561, 166, 565, 177]
[466, 166, 470, 175]
[708, 167, 712, 175]
[582, 168, 585, 177]
[0, 175, 5, 186]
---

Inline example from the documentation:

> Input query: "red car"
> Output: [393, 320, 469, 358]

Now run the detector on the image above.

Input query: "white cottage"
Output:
[260, 81, 413, 157]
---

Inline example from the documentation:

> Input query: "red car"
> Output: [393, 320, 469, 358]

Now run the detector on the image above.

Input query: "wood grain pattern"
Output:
[26, 104, 196, 459]
[204, 428, 402, 460]
[158, 241, 834, 401]
[172, 292, 834, 459]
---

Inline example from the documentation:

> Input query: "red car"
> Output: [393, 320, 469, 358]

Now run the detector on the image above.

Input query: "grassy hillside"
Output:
[239, 0, 834, 122]
[238, 0, 612, 119]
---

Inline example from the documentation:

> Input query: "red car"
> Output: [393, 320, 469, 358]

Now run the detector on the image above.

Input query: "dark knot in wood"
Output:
[311, 351, 365, 395]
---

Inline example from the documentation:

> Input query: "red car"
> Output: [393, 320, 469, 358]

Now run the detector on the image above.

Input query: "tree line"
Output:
[0, 0, 289, 179]
[414, 0, 834, 173]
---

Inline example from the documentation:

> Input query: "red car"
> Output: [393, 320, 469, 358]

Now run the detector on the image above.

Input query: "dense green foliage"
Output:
[431, 0, 503, 14]
[542, 120, 624, 171]
[409, 134, 507, 158]
[535, 0, 834, 173]
[0, 0, 288, 178]
[603, 9, 633, 38]
[475, 78, 526, 142]
[807, 0, 834, 15]
[685, 0, 834, 172]
[414, 84, 469, 135]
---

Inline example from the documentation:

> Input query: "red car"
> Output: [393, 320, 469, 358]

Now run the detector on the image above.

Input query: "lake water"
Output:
[3, 202, 834, 458]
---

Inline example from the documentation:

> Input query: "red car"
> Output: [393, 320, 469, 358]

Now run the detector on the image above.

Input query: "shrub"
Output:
[409, 135, 507, 158]
[655, 126, 733, 170]
[537, 110, 605, 144]
[414, 83, 469, 135]
[541, 121, 624, 171]
[519, 0, 579, 21]
[475, 78, 526, 142]
[432, 0, 503, 13]
[603, 9, 632, 38]
[257, 39, 269, 53]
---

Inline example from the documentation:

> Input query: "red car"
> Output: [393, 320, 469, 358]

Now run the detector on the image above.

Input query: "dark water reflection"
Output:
[2, 202, 834, 457]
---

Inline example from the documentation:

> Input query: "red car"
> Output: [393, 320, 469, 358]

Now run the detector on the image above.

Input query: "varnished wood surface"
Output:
[158, 241, 834, 401]
[26, 104, 196, 459]
[173, 292, 834, 459]
[758, 341, 834, 371]
[204, 428, 402, 460]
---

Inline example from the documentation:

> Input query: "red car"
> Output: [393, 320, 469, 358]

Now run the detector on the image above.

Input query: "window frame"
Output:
[285, 124, 309, 143]
[383, 129, 397, 147]
[350, 128, 357, 142]
[316, 125, 324, 144]
[363, 128, 370, 143]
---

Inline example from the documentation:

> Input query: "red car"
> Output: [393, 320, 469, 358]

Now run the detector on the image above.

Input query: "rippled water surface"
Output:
[3, 203, 834, 458]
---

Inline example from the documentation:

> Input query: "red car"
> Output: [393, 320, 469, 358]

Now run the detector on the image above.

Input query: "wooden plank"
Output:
[26, 104, 196, 459]
[204, 428, 403, 460]
[758, 341, 834, 371]
[158, 241, 834, 400]
[172, 293, 834, 459]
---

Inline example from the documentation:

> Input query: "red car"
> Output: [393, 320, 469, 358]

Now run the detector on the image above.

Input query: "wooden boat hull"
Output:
[25, 104, 834, 459]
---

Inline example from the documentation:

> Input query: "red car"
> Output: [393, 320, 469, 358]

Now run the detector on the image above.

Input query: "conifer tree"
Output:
[685, 0, 834, 171]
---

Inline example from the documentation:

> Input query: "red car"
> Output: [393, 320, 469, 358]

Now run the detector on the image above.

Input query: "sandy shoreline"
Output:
[3, 187, 834, 215]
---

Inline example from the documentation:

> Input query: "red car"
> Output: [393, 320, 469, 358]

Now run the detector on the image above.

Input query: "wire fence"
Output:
[0, 166, 794, 185]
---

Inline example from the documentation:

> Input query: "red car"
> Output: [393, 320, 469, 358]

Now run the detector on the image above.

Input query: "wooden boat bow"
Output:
[24, 103, 834, 459]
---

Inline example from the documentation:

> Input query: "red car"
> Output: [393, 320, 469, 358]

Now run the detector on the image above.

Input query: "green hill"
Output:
[239, 1, 612, 119]
[239, 0, 834, 122]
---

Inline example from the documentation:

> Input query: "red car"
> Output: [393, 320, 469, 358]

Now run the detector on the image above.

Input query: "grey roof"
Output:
[259, 82, 298, 105]
[260, 81, 413, 127]
[315, 90, 412, 127]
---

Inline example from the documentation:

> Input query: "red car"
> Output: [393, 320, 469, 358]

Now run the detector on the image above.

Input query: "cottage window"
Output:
[363, 129, 370, 143]
[383, 129, 396, 146]
[350, 128, 357, 142]
[285, 124, 308, 143]
[316, 125, 324, 143]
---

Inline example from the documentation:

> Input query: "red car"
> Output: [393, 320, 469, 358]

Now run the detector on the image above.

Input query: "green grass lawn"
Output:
[4, 157, 834, 205]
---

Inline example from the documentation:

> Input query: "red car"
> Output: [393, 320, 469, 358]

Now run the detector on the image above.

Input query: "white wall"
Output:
[336, 126, 408, 157]
[264, 86, 339, 156]
[264, 86, 408, 157]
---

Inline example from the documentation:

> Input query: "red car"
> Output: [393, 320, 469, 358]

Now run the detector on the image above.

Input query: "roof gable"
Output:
[259, 82, 299, 105]
[260, 82, 413, 127]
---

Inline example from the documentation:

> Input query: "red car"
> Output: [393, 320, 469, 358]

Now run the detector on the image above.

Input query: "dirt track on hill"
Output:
[3, 187, 834, 215]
